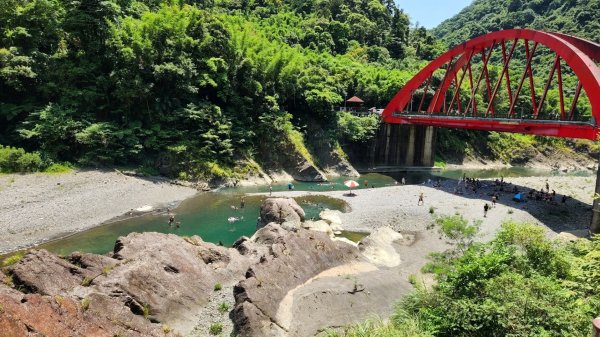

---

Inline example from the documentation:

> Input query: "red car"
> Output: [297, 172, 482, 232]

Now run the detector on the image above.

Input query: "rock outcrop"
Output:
[0, 206, 410, 337]
[1, 233, 261, 337]
[258, 198, 305, 230]
[358, 227, 404, 267]
[232, 224, 361, 337]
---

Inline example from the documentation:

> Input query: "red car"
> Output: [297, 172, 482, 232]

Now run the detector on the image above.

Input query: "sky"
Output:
[396, 0, 474, 29]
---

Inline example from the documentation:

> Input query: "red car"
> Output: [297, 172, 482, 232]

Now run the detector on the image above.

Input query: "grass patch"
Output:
[288, 128, 317, 166]
[43, 163, 73, 174]
[218, 302, 230, 314]
[162, 324, 172, 333]
[81, 297, 91, 311]
[434, 156, 446, 168]
[2, 252, 24, 267]
[213, 283, 222, 291]
[81, 277, 93, 287]
[209, 323, 223, 335]
[101, 265, 112, 276]
[142, 303, 150, 319]
[3, 274, 14, 287]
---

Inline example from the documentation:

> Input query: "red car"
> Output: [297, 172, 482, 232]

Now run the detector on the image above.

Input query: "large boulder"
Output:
[258, 198, 305, 230]
[7, 250, 92, 295]
[302, 220, 334, 238]
[358, 227, 403, 268]
[232, 224, 361, 337]
[319, 209, 344, 231]
[0, 274, 166, 337]
[99, 232, 255, 333]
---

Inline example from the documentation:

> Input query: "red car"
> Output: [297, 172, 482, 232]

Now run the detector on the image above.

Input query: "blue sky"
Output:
[396, 0, 473, 29]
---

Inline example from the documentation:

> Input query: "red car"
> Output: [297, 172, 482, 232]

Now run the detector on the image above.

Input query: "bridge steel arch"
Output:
[382, 29, 600, 140]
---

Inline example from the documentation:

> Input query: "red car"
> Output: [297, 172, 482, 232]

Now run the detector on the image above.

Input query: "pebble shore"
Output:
[0, 170, 197, 254]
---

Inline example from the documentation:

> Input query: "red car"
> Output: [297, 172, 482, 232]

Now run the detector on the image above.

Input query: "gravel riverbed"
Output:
[0, 170, 197, 254]
[262, 175, 596, 240]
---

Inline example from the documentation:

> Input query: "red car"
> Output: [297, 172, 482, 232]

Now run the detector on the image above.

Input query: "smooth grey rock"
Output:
[258, 198, 305, 230]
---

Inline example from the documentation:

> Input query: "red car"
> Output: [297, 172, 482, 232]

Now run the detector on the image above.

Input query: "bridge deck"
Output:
[387, 113, 598, 139]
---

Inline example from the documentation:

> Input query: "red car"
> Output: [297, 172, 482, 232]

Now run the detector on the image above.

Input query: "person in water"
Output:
[168, 214, 175, 226]
[240, 196, 245, 209]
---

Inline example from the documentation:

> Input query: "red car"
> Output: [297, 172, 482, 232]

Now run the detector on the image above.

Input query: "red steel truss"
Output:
[382, 29, 600, 140]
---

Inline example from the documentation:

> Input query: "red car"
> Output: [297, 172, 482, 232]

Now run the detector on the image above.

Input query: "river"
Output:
[27, 168, 594, 256]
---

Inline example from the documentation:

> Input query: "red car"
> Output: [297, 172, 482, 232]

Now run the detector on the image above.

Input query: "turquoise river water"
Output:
[30, 168, 593, 256]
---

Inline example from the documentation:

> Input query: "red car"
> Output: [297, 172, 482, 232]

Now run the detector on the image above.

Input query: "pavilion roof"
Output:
[346, 96, 364, 103]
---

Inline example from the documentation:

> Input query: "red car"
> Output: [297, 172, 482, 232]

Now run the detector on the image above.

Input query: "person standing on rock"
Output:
[418, 192, 424, 206]
[402, 177, 406, 185]
[484, 203, 490, 217]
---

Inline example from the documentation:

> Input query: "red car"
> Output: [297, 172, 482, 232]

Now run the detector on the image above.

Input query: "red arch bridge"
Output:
[382, 29, 600, 140]
[381, 29, 600, 233]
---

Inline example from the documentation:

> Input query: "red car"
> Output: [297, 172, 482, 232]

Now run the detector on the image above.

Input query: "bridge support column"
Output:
[591, 158, 600, 235]
[405, 126, 416, 166]
[422, 126, 435, 167]
[384, 124, 392, 165]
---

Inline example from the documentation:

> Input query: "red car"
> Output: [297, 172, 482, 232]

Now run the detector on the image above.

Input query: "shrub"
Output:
[213, 283, 222, 291]
[44, 163, 73, 174]
[218, 302, 230, 314]
[0, 146, 44, 173]
[209, 323, 223, 335]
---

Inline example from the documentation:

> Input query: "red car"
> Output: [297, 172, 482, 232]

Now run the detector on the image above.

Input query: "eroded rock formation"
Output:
[0, 203, 411, 337]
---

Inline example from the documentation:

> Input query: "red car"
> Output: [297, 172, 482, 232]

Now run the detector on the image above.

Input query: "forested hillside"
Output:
[433, 0, 600, 47]
[0, 0, 441, 177]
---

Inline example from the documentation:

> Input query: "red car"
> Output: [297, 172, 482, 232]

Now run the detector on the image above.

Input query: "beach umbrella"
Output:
[344, 180, 359, 188]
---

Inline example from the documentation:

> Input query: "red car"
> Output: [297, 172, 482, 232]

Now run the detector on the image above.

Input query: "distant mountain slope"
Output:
[432, 0, 600, 47]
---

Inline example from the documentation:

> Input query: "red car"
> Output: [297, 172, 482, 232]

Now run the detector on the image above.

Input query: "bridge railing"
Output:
[392, 110, 594, 124]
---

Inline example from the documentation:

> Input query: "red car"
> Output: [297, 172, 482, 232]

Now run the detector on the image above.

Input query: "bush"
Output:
[214, 283, 222, 291]
[0, 146, 44, 173]
[218, 302, 230, 314]
[209, 323, 223, 335]
[44, 163, 73, 174]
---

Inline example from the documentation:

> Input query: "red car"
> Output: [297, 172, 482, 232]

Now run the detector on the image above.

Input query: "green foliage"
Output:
[217, 302, 230, 314]
[337, 112, 380, 143]
[213, 282, 222, 291]
[209, 322, 223, 335]
[0, 145, 43, 173]
[1, 252, 24, 267]
[434, 214, 480, 254]
[0, 0, 438, 173]
[44, 163, 73, 174]
[80, 297, 91, 311]
[353, 221, 600, 337]
[434, 0, 600, 48]
[410, 221, 596, 337]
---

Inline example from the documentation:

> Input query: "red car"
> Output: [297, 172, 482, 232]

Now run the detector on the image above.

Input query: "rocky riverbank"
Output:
[260, 175, 595, 240]
[0, 198, 415, 337]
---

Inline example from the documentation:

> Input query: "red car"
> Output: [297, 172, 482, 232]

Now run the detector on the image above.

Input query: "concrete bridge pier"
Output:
[591, 160, 600, 235]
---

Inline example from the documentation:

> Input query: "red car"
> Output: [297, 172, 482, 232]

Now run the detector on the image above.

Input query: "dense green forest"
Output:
[0, 0, 440, 176]
[433, 0, 600, 48]
[1, 0, 598, 176]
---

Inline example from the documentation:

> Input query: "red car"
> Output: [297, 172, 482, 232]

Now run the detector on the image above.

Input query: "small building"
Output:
[338, 96, 381, 117]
